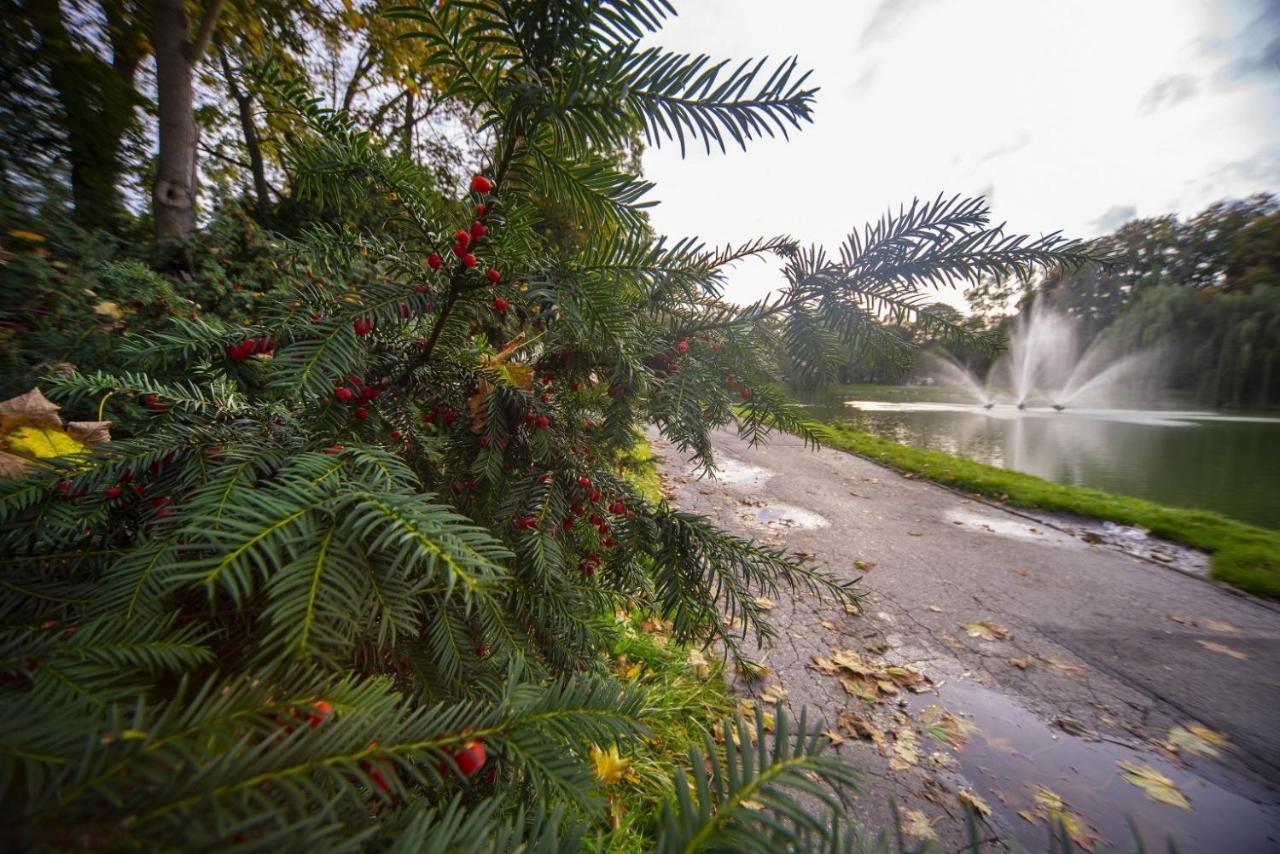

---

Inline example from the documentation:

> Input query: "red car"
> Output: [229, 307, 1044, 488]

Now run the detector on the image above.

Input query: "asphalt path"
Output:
[650, 427, 1280, 851]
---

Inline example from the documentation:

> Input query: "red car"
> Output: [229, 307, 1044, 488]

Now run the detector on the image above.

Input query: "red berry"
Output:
[335, 387, 355, 402]
[400, 303, 411, 318]
[444, 411, 458, 426]
[535, 415, 550, 430]
[479, 436, 490, 448]
[455, 740, 486, 776]
[155, 506, 173, 519]
[603, 537, 615, 549]
[415, 284, 429, 294]
[355, 407, 369, 421]
[417, 338, 428, 350]
[390, 430, 403, 440]
[471, 175, 493, 194]
[486, 268, 501, 283]
[428, 252, 442, 269]
[589, 514, 603, 526]
[152, 496, 171, 509]
[354, 317, 373, 336]
[455, 229, 471, 248]
[143, 393, 167, 411]
[471, 221, 486, 240]
[609, 502, 624, 514]
[308, 700, 334, 728]
[579, 476, 591, 488]
[517, 514, 537, 529]
[523, 413, 535, 425]
[740, 388, 752, 400]
[493, 297, 508, 312]
[453, 243, 468, 258]
[676, 339, 689, 354]
[476, 203, 486, 216]
[462, 253, 477, 268]
[104, 485, 123, 499]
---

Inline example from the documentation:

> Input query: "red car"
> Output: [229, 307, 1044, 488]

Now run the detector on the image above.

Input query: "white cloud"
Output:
[640, 0, 1280, 310]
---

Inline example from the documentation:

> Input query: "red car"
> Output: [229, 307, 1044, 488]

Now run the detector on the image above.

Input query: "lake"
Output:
[802, 388, 1280, 530]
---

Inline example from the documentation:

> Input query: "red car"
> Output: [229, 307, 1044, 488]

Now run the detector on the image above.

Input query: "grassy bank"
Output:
[810, 420, 1280, 599]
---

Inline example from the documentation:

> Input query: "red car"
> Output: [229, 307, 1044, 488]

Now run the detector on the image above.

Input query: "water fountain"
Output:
[928, 300, 1161, 410]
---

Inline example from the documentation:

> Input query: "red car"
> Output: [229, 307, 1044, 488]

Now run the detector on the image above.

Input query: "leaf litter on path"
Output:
[1168, 723, 1228, 757]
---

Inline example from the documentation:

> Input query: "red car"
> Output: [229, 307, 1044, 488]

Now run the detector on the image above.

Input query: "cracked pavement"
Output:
[649, 427, 1280, 851]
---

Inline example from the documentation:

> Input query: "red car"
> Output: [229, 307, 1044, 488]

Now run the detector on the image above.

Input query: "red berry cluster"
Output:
[226, 336, 275, 361]
[334, 374, 380, 420]
[443, 739, 487, 777]
[353, 316, 374, 337]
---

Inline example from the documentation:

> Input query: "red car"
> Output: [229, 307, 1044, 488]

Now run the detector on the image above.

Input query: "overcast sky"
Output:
[640, 0, 1280, 309]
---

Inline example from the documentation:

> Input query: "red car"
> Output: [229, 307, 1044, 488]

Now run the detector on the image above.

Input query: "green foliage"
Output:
[812, 419, 1280, 599]
[0, 2, 1094, 848]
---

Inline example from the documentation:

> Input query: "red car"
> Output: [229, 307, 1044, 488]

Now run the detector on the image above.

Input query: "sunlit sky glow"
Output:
[641, 0, 1280, 310]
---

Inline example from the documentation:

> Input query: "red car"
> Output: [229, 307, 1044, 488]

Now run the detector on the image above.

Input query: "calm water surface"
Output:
[804, 390, 1280, 529]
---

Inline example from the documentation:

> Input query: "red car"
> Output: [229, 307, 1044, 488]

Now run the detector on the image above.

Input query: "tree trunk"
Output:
[151, 0, 225, 241]
[216, 41, 270, 220]
[29, 0, 142, 228]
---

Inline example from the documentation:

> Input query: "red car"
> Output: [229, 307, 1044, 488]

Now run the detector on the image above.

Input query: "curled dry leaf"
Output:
[854, 559, 875, 571]
[758, 683, 788, 704]
[837, 709, 882, 742]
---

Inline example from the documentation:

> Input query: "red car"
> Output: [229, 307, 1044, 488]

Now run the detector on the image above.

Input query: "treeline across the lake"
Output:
[969, 195, 1280, 409]
[821, 195, 1280, 410]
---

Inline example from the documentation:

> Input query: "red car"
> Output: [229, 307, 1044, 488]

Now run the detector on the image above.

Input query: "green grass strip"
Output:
[809, 419, 1280, 599]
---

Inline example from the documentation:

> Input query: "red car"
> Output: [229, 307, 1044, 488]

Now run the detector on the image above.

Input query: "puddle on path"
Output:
[909, 679, 1280, 851]
[711, 456, 773, 488]
[946, 508, 1080, 548]
[754, 504, 829, 529]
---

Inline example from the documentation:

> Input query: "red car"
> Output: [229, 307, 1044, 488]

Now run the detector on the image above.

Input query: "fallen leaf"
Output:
[1169, 723, 1227, 757]
[822, 728, 845, 746]
[590, 743, 632, 786]
[920, 705, 977, 748]
[854, 559, 875, 572]
[0, 388, 109, 477]
[819, 619, 838, 630]
[1052, 716, 1091, 738]
[837, 709, 881, 741]
[888, 727, 921, 769]
[1032, 786, 1096, 849]
[93, 300, 124, 320]
[686, 648, 709, 680]
[1166, 613, 1195, 626]
[929, 751, 956, 768]
[899, 807, 938, 841]
[926, 605, 943, 613]
[1045, 657, 1089, 680]
[1009, 657, 1034, 669]
[838, 673, 881, 703]
[1117, 761, 1191, 809]
[754, 595, 776, 611]
[964, 620, 1011, 641]
[958, 788, 992, 817]
[1200, 619, 1238, 634]
[758, 683, 788, 704]
[1197, 640, 1248, 660]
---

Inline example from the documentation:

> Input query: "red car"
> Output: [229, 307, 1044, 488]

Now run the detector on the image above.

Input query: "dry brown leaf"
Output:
[819, 619, 838, 630]
[0, 388, 109, 477]
[822, 728, 846, 746]
[1166, 612, 1195, 626]
[1009, 657, 1034, 669]
[964, 620, 1011, 641]
[686, 648, 710, 680]
[1200, 619, 1238, 634]
[1197, 640, 1248, 660]
[837, 709, 881, 741]
[926, 604, 943, 613]
[758, 683, 788, 704]
[854, 559, 875, 572]
[1032, 786, 1096, 849]
[754, 595, 776, 611]
[838, 673, 880, 703]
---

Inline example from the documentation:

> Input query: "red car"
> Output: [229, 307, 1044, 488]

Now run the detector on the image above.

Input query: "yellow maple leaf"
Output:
[7, 229, 45, 243]
[590, 743, 631, 786]
[0, 388, 108, 477]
